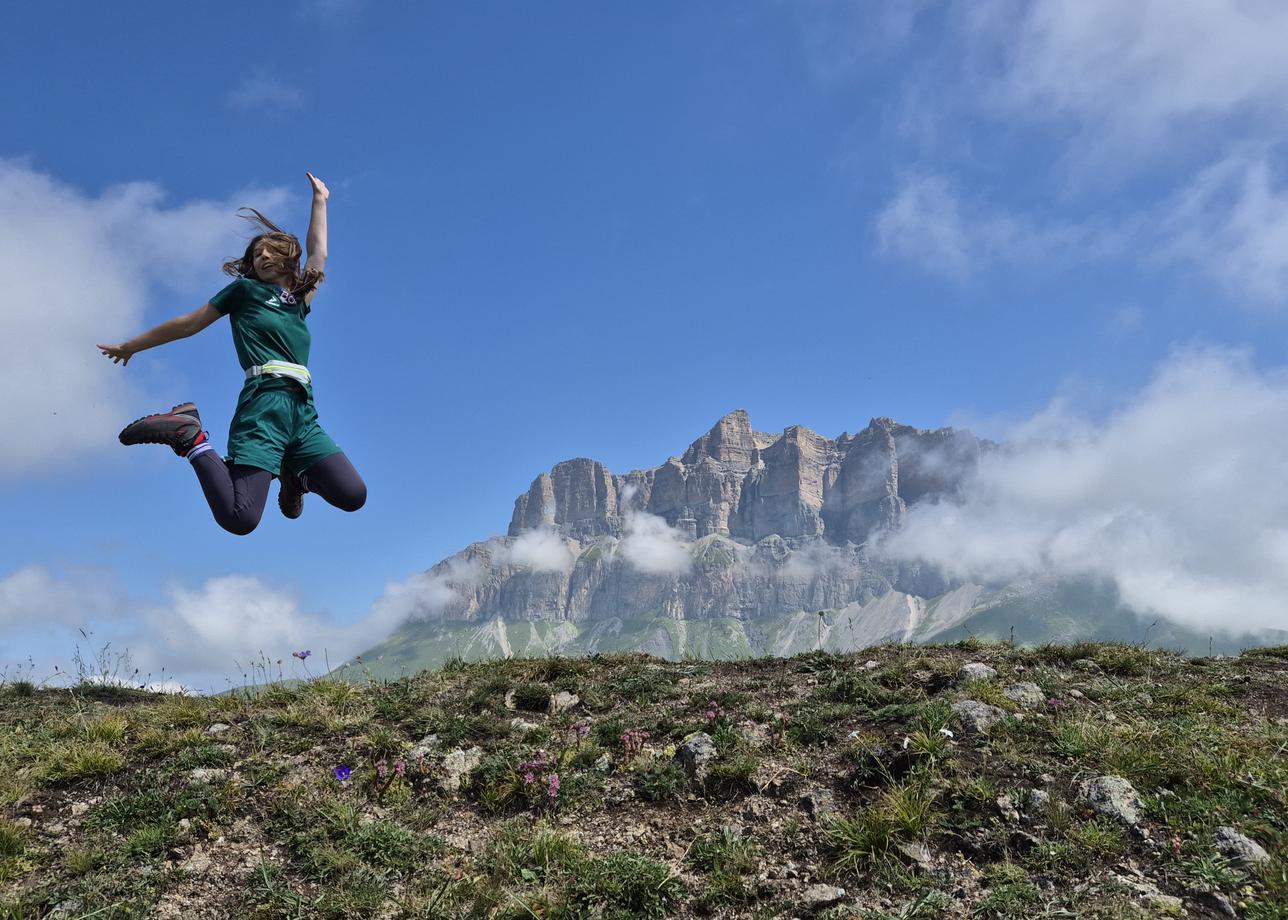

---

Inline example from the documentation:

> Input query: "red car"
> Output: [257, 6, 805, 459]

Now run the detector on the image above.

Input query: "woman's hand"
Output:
[306, 172, 330, 201]
[97, 343, 135, 366]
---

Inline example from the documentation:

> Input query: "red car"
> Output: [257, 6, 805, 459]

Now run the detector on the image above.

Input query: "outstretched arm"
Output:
[305, 171, 328, 275]
[97, 303, 222, 366]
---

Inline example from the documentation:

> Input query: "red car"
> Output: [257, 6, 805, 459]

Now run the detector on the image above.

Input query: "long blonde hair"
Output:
[221, 208, 323, 299]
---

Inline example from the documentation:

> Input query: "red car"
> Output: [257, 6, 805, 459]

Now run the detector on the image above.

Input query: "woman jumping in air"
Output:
[97, 172, 366, 535]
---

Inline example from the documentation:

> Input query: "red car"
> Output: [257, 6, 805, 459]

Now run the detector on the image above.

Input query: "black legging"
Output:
[191, 451, 367, 535]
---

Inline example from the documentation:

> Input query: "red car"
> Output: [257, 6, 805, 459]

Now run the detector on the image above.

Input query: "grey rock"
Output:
[440, 747, 483, 794]
[996, 793, 1021, 823]
[510, 717, 541, 736]
[548, 690, 580, 715]
[957, 663, 999, 684]
[1079, 775, 1143, 827]
[1073, 658, 1101, 672]
[409, 733, 441, 761]
[1214, 825, 1271, 867]
[801, 884, 847, 910]
[180, 849, 212, 874]
[1024, 789, 1051, 813]
[1194, 891, 1238, 918]
[187, 768, 229, 785]
[593, 753, 612, 773]
[1145, 894, 1184, 916]
[1003, 682, 1046, 709]
[895, 841, 934, 870]
[952, 700, 1006, 735]
[206, 722, 230, 735]
[675, 732, 717, 780]
[69, 802, 89, 817]
[799, 789, 838, 820]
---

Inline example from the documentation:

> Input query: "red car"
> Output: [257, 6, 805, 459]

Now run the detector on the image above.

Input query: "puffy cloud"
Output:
[619, 510, 693, 575]
[0, 160, 286, 478]
[877, 153, 1288, 307]
[493, 528, 575, 573]
[984, 0, 1288, 159]
[880, 348, 1288, 635]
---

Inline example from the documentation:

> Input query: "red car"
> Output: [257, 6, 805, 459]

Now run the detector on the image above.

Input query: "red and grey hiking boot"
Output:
[118, 402, 207, 457]
[278, 469, 306, 520]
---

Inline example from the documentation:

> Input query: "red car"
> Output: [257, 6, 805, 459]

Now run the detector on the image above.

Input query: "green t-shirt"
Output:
[209, 277, 313, 394]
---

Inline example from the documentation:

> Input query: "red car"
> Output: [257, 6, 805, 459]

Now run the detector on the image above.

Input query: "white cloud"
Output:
[620, 510, 693, 575]
[880, 348, 1288, 636]
[0, 565, 122, 627]
[875, 172, 1104, 280]
[494, 528, 575, 574]
[878, 155, 1288, 306]
[0, 161, 287, 478]
[1152, 152, 1288, 305]
[225, 74, 304, 111]
[986, 0, 1288, 161]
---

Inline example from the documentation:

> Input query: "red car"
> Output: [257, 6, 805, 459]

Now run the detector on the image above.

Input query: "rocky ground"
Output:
[1, 641, 1285, 919]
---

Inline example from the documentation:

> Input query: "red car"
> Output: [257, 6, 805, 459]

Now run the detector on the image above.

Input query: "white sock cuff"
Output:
[187, 441, 216, 463]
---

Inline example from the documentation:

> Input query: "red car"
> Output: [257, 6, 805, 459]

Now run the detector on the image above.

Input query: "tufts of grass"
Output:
[0, 818, 24, 860]
[827, 779, 940, 874]
[633, 757, 687, 802]
[563, 851, 683, 919]
[37, 741, 126, 784]
[480, 818, 586, 885]
[511, 683, 552, 713]
[81, 712, 129, 744]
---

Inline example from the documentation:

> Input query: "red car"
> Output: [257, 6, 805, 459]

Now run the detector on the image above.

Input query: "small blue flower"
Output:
[333, 764, 351, 782]
[293, 650, 312, 660]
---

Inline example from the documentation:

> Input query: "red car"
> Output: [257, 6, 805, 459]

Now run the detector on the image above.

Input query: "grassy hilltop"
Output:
[1, 642, 1285, 919]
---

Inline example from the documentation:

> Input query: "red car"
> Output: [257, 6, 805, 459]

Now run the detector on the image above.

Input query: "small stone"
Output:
[1003, 682, 1046, 709]
[996, 794, 1021, 823]
[409, 733, 441, 761]
[1194, 891, 1238, 918]
[439, 747, 483, 794]
[1214, 826, 1271, 868]
[675, 732, 717, 780]
[896, 840, 934, 870]
[187, 768, 229, 785]
[1079, 775, 1143, 827]
[548, 691, 580, 715]
[509, 717, 541, 736]
[178, 818, 192, 831]
[206, 722, 230, 735]
[15, 817, 32, 828]
[957, 663, 998, 684]
[952, 700, 1007, 735]
[593, 753, 612, 773]
[1067, 689, 1085, 699]
[504, 689, 518, 710]
[180, 850, 212, 874]
[1144, 894, 1184, 916]
[70, 802, 89, 816]
[1073, 658, 1101, 672]
[1025, 789, 1051, 813]
[862, 660, 879, 670]
[799, 789, 838, 820]
[801, 884, 847, 910]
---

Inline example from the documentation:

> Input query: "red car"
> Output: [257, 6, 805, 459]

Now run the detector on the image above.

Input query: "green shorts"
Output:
[226, 379, 341, 477]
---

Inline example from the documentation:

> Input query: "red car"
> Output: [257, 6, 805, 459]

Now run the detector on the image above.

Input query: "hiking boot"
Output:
[118, 402, 206, 457]
[278, 469, 306, 519]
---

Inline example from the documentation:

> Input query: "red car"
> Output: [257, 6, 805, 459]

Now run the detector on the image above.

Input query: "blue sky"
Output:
[4, 1, 1288, 690]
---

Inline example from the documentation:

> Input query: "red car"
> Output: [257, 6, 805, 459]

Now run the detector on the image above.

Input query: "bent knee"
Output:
[216, 512, 263, 536]
[339, 482, 367, 512]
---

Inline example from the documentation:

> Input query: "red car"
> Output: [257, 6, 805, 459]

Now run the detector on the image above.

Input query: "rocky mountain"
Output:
[344, 411, 1277, 678]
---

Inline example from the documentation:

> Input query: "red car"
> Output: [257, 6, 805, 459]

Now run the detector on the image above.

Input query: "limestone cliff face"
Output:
[508, 410, 984, 545]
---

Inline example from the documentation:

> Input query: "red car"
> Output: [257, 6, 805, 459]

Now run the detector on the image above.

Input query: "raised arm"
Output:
[97, 303, 222, 366]
[305, 171, 328, 274]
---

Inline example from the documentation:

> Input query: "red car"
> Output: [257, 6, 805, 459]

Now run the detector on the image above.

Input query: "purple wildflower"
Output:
[333, 764, 351, 782]
[394, 760, 406, 777]
[547, 773, 561, 800]
[376, 760, 388, 779]
[293, 650, 312, 660]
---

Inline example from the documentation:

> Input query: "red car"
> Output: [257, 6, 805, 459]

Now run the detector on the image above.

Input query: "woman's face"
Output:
[253, 242, 289, 282]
